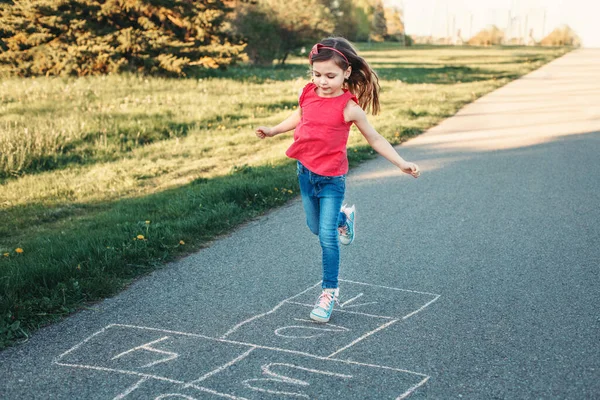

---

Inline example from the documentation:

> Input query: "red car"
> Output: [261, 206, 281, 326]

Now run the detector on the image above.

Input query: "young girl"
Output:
[256, 37, 420, 323]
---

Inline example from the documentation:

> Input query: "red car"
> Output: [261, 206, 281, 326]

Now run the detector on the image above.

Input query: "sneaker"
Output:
[310, 288, 339, 323]
[338, 204, 356, 245]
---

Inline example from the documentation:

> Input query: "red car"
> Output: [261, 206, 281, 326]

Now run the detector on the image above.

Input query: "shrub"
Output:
[468, 25, 504, 46]
[0, 0, 245, 77]
[541, 25, 580, 47]
[232, 0, 333, 65]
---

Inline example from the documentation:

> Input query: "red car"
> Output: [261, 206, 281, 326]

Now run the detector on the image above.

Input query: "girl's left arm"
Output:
[347, 103, 420, 178]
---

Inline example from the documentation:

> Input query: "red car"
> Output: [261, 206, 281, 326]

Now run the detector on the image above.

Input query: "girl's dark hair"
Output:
[310, 37, 381, 115]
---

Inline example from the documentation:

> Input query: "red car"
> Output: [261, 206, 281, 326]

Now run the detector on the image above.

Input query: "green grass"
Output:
[0, 44, 571, 348]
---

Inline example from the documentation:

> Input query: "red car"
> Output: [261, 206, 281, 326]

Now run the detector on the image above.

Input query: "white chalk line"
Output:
[184, 347, 256, 386]
[58, 359, 428, 400]
[242, 363, 353, 399]
[342, 301, 379, 309]
[397, 376, 430, 400]
[340, 293, 364, 307]
[285, 301, 395, 320]
[109, 324, 384, 368]
[155, 395, 196, 400]
[325, 294, 441, 359]
[339, 279, 441, 298]
[54, 361, 250, 400]
[111, 336, 170, 360]
[326, 319, 399, 359]
[185, 383, 250, 400]
[113, 377, 149, 400]
[53, 324, 113, 362]
[221, 281, 322, 339]
[241, 380, 309, 399]
[132, 324, 430, 377]
[111, 336, 178, 368]
[291, 318, 350, 331]
[274, 324, 348, 339]
[53, 361, 184, 384]
[402, 295, 441, 321]
[56, 323, 428, 378]
[292, 318, 318, 324]
[263, 363, 353, 379]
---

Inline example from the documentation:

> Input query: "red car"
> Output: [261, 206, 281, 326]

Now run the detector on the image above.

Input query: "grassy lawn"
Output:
[0, 44, 570, 348]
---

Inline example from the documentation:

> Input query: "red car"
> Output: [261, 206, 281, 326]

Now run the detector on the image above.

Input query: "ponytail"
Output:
[310, 37, 381, 115]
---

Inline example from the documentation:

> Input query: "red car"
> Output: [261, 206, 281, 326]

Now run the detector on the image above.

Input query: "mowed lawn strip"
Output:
[0, 45, 570, 348]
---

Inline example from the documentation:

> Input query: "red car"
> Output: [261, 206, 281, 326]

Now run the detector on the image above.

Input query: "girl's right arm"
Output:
[255, 108, 301, 139]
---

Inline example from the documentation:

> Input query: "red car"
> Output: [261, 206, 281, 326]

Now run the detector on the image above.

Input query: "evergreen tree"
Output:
[0, 0, 245, 77]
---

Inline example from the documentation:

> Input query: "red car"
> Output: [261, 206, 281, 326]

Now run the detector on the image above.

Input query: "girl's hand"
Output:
[400, 162, 420, 178]
[255, 126, 275, 139]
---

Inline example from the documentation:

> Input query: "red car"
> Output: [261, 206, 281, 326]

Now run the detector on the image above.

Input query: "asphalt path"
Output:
[1, 49, 599, 399]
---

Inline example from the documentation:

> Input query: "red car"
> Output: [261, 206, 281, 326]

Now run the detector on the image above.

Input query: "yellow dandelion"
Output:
[15, 248, 24, 254]
[287, 190, 293, 194]
[137, 235, 145, 240]
[145, 220, 150, 224]
[3, 253, 9, 257]
[179, 240, 185, 245]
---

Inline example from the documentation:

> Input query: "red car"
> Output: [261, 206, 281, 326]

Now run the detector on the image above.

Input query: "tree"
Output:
[384, 6, 405, 42]
[318, 0, 357, 40]
[232, 1, 281, 66]
[352, 0, 374, 42]
[233, 0, 333, 65]
[370, 0, 387, 42]
[0, 0, 245, 77]
[468, 25, 504, 46]
[540, 25, 580, 46]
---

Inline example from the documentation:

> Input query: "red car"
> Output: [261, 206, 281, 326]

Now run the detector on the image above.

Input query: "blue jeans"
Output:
[297, 162, 347, 289]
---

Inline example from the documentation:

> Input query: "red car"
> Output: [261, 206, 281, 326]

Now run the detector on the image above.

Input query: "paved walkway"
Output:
[1, 49, 599, 399]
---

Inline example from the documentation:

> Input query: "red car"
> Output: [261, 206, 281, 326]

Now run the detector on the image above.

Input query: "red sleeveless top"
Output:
[285, 83, 358, 176]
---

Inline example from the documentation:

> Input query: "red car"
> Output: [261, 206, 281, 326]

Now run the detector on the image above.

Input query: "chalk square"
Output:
[223, 302, 391, 357]
[55, 324, 252, 384]
[291, 279, 439, 320]
[198, 347, 427, 400]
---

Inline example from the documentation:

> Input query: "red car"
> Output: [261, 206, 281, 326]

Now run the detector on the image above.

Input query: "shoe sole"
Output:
[310, 312, 331, 323]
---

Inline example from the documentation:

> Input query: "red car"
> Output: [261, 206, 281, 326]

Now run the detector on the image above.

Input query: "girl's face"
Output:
[311, 59, 351, 97]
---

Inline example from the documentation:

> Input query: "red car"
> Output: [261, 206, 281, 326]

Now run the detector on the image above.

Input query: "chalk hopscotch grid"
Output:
[53, 280, 440, 399]
[54, 325, 429, 400]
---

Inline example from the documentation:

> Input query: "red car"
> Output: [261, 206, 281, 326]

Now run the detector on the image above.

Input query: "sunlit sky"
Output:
[384, 0, 599, 47]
